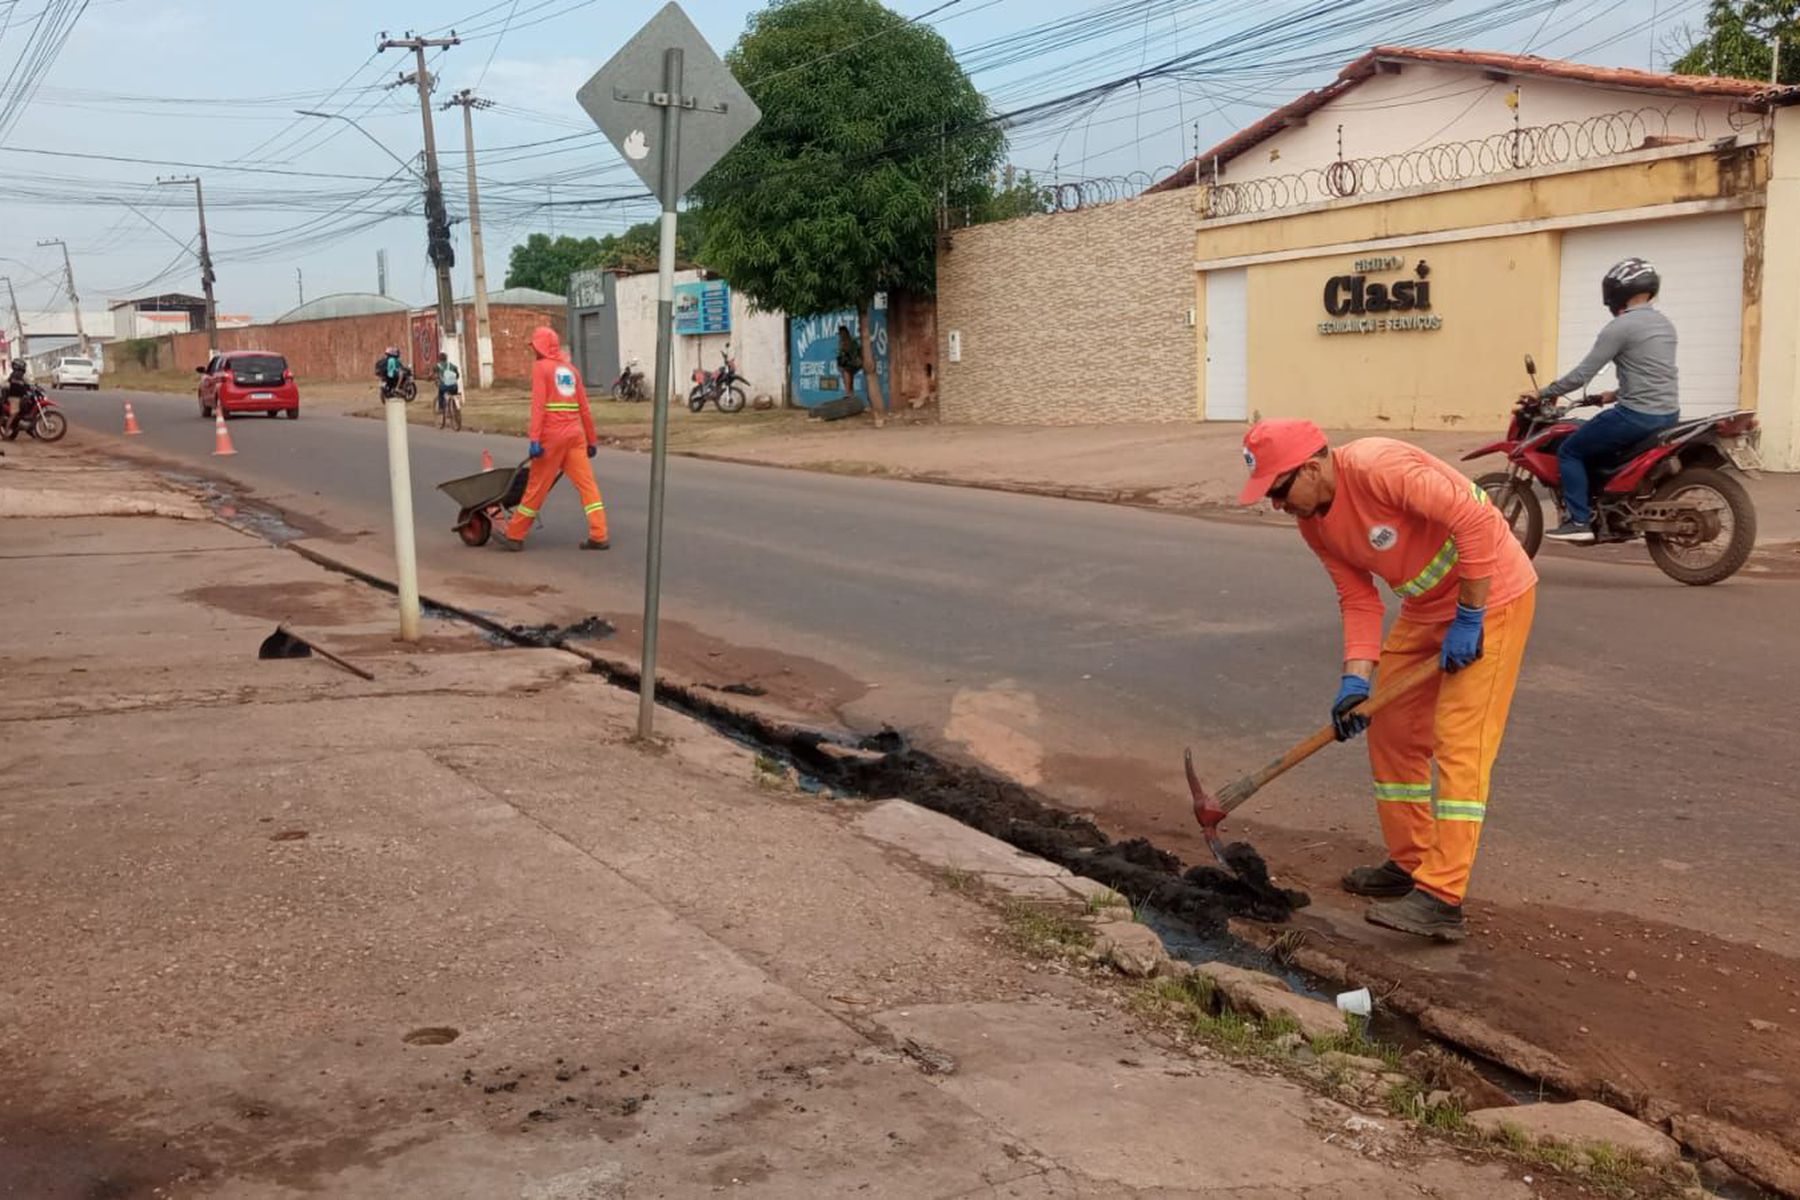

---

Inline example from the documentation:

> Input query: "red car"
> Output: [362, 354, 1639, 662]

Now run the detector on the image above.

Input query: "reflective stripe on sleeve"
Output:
[517, 504, 538, 518]
[583, 501, 605, 513]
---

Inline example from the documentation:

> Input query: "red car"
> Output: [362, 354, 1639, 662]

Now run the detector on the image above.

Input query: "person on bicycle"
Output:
[434, 352, 461, 413]
[1526, 258, 1679, 544]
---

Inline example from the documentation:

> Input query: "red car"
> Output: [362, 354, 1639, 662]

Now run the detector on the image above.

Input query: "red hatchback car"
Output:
[197, 351, 300, 419]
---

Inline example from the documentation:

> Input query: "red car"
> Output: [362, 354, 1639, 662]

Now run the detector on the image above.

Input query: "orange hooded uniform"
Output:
[505, 327, 609, 546]
[1299, 438, 1538, 906]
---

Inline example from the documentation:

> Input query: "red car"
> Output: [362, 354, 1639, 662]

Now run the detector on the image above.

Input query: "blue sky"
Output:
[0, 0, 1703, 321]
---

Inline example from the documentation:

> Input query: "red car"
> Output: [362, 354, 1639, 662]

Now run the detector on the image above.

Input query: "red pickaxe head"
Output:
[1185, 747, 1230, 868]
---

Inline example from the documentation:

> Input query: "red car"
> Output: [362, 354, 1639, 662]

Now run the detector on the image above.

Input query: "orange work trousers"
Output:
[1365, 588, 1535, 905]
[504, 428, 608, 543]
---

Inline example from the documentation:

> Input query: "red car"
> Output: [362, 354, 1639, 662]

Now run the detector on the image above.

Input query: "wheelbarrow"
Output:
[437, 461, 534, 547]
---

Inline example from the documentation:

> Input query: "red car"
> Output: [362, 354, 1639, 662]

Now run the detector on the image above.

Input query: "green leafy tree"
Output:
[1673, 0, 1799, 84]
[689, 0, 1003, 416]
[976, 167, 1051, 224]
[503, 219, 706, 290]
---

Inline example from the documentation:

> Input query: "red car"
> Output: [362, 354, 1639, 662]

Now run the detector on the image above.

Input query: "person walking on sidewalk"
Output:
[493, 327, 609, 552]
[1529, 257, 1680, 544]
[1238, 419, 1538, 942]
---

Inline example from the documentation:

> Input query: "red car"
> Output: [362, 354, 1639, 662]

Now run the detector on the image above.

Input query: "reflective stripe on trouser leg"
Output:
[563, 443, 609, 540]
[1411, 588, 1536, 905]
[1365, 625, 1443, 876]
[504, 455, 563, 541]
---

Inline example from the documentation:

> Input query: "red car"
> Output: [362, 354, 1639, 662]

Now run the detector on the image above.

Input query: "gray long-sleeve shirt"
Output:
[1540, 305, 1680, 416]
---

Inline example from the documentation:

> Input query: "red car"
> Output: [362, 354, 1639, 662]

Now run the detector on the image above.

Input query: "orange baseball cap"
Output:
[1238, 419, 1328, 504]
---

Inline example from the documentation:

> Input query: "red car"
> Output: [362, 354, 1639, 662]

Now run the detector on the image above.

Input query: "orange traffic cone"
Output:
[481, 448, 494, 470]
[123, 400, 142, 436]
[212, 407, 236, 456]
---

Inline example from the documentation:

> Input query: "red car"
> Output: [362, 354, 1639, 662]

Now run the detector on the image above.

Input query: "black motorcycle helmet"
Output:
[1602, 257, 1660, 316]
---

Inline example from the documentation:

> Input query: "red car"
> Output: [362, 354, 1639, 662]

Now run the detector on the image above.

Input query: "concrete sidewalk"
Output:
[675, 417, 1800, 546]
[0, 445, 1605, 1199]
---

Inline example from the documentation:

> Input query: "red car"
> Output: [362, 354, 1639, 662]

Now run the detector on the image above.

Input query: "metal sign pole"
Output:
[637, 46, 685, 739]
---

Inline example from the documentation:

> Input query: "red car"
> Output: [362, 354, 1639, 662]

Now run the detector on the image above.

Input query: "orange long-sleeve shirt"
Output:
[1298, 438, 1537, 662]
[527, 326, 597, 445]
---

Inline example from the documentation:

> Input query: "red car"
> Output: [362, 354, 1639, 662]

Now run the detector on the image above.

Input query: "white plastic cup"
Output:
[1335, 987, 1372, 1018]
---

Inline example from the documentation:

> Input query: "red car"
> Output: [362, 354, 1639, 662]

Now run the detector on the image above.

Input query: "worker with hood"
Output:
[494, 326, 609, 551]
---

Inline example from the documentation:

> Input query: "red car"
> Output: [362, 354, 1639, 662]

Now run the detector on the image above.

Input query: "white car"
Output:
[50, 356, 101, 390]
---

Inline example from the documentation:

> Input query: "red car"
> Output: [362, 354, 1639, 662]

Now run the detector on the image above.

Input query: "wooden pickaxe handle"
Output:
[1214, 658, 1442, 814]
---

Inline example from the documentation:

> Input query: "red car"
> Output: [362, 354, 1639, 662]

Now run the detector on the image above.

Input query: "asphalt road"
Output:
[55, 387, 1800, 954]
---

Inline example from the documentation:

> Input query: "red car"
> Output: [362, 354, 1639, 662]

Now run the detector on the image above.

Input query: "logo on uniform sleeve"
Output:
[554, 365, 577, 397]
[1368, 524, 1398, 550]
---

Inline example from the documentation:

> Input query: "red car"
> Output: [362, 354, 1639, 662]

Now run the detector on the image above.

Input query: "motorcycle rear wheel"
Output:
[399, 378, 418, 402]
[688, 387, 708, 413]
[34, 410, 67, 442]
[1475, 472, 1543, 559]
[1645, 467, 1756, 586]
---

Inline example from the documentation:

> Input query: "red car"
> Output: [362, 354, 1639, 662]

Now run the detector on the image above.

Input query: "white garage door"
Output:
[1205, 267, 1248, 421]
[1557, 214, 1744, 417]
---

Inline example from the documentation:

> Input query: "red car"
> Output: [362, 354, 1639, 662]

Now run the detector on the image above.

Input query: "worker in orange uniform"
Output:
[1238, 419, 1538, 941]
[493, 326, 610, 552]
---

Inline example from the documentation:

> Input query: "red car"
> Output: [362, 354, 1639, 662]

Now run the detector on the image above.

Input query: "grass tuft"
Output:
[1001, 901, 1093, 960]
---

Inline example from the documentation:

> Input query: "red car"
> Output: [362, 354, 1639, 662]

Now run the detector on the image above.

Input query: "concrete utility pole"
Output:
[1, 276, 23, 359]
[36, 239, 87, 354]
[296, 267, 304, 306]
[158, 176, 217, 348]
[377, 249, 389, 296]
[379, 30, 461, 371]
[444, 88, 495, 389]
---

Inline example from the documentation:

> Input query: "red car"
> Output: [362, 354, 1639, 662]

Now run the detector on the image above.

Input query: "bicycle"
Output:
[438, 384, 463, 431]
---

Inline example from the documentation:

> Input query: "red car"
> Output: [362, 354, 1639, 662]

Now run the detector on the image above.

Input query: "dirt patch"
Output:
[0, 1111, 206, 1198]
[185, 580, 384, 626]
[443, 573, 553, 599]
[323, 629, 492, 656]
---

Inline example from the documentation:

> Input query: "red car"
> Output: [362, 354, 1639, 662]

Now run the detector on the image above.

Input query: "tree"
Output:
[689, 0, 1003, 418]
[503, 219, 707, 291]
[1673, 0, 1799, 85]
[975, 167, 1052, 224]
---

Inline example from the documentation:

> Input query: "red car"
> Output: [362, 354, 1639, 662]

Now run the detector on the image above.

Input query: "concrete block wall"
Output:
[936, 188, 1198, 424]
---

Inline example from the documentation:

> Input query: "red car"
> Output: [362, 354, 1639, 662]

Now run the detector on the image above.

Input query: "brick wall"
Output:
[459, 304, 566, 383]
[888, 290, 937, 407]
[169, 311, 413, 381]
[936, 188, 1198, 424]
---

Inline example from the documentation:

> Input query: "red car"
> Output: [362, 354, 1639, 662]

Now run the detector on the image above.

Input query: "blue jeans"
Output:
[1558, 405, 1678, 523]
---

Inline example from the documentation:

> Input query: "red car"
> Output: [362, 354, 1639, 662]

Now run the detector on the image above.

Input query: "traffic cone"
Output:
[481, 448, 494, 470]
[123, 401, 142, 436]
[212, 407, 236, 456]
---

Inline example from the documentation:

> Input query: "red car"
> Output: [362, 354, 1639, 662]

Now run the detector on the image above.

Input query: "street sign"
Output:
[575, 2, 760, 199]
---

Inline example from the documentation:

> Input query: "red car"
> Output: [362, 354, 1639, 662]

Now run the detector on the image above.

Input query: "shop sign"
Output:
[674, 279, 731, 336]
[1318, 256, 1442, 336]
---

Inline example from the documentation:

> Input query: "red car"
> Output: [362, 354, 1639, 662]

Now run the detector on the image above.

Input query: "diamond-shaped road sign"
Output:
[576, 2, 760, 201]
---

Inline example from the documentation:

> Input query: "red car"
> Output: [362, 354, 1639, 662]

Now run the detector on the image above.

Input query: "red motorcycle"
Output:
[1464, 355, 1760, 585]
[687, 344, 748, 414]
[1, 383, 68, 443]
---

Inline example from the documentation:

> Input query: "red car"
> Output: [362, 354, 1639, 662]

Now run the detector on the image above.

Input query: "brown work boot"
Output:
[1365, 889, 1467, 942]
[1341, 860, 1413, 898]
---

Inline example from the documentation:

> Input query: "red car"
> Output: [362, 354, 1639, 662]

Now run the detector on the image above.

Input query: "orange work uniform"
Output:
[505, 327, 609, 545]
[1298, 438, 1538, 905]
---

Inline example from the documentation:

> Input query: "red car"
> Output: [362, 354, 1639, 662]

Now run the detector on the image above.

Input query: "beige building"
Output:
[938, 46, 1800, 471]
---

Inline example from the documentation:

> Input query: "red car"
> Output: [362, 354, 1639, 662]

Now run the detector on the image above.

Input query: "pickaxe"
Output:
[1185, 658, 1442, 870]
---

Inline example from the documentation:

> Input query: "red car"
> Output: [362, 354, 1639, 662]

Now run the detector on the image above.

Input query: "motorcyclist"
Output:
[2, 359, 30, 434]
[1525, 258, 1680, 544]
[376, 347, 406, 398]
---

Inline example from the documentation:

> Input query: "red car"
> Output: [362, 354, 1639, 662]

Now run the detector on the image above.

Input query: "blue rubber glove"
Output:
[586, 443, 597, 459]
[1331, 674, 1372, 742]
[1441, 603, 1486, 674]
[528, 440, 544, 459]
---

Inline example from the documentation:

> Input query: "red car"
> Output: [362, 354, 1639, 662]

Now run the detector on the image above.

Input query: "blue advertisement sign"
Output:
[674, 279, 731, 336]
[788, 294, 889, 410]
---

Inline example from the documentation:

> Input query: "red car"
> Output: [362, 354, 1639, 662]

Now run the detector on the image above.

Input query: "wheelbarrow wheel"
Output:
[459, 511, 492, 547]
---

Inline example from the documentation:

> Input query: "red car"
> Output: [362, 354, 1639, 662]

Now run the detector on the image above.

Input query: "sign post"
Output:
[577, 2, 759, 739]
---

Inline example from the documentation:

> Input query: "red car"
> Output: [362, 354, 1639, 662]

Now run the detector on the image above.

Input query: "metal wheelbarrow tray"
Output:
[437, 463, 530, 547]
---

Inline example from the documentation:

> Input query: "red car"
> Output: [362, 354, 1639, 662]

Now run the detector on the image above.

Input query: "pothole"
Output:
[402, 1027, 460, 1046]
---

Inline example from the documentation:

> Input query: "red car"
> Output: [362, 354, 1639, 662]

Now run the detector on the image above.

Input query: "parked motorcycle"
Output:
[611, 358, 648, 402]
[1464, 355, 1761, 585]
[0, 384, 68, 443]
[687, 345, 748, 414]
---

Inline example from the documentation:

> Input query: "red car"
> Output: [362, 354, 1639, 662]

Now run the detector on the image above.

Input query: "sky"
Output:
[0, 0, 1711, 324]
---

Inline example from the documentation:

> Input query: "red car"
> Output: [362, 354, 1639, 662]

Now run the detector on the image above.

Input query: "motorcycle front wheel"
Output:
[717, 384, 748, 414]
[1645, 467, 1757, 586]
[33, 410, 68, 442]
[1475, 472, 1543, 559]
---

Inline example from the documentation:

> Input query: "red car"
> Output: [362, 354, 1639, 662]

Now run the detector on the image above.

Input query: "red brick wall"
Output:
[169, 311, 413, 382]
[889, 291, 938, 407]
[461, 304, 566, 383]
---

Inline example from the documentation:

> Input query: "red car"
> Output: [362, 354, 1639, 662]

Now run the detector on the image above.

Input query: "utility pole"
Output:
[158, 175, 217, 348]
[1, 276, 23, 360]
[296, 267, 304, 306]
[36, 239, 87, 355]
[377, 249, 389, 296]
[379, 30, 460, 372]
[1774, 34, 1783, 85]
[444, 88, 495, 389]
